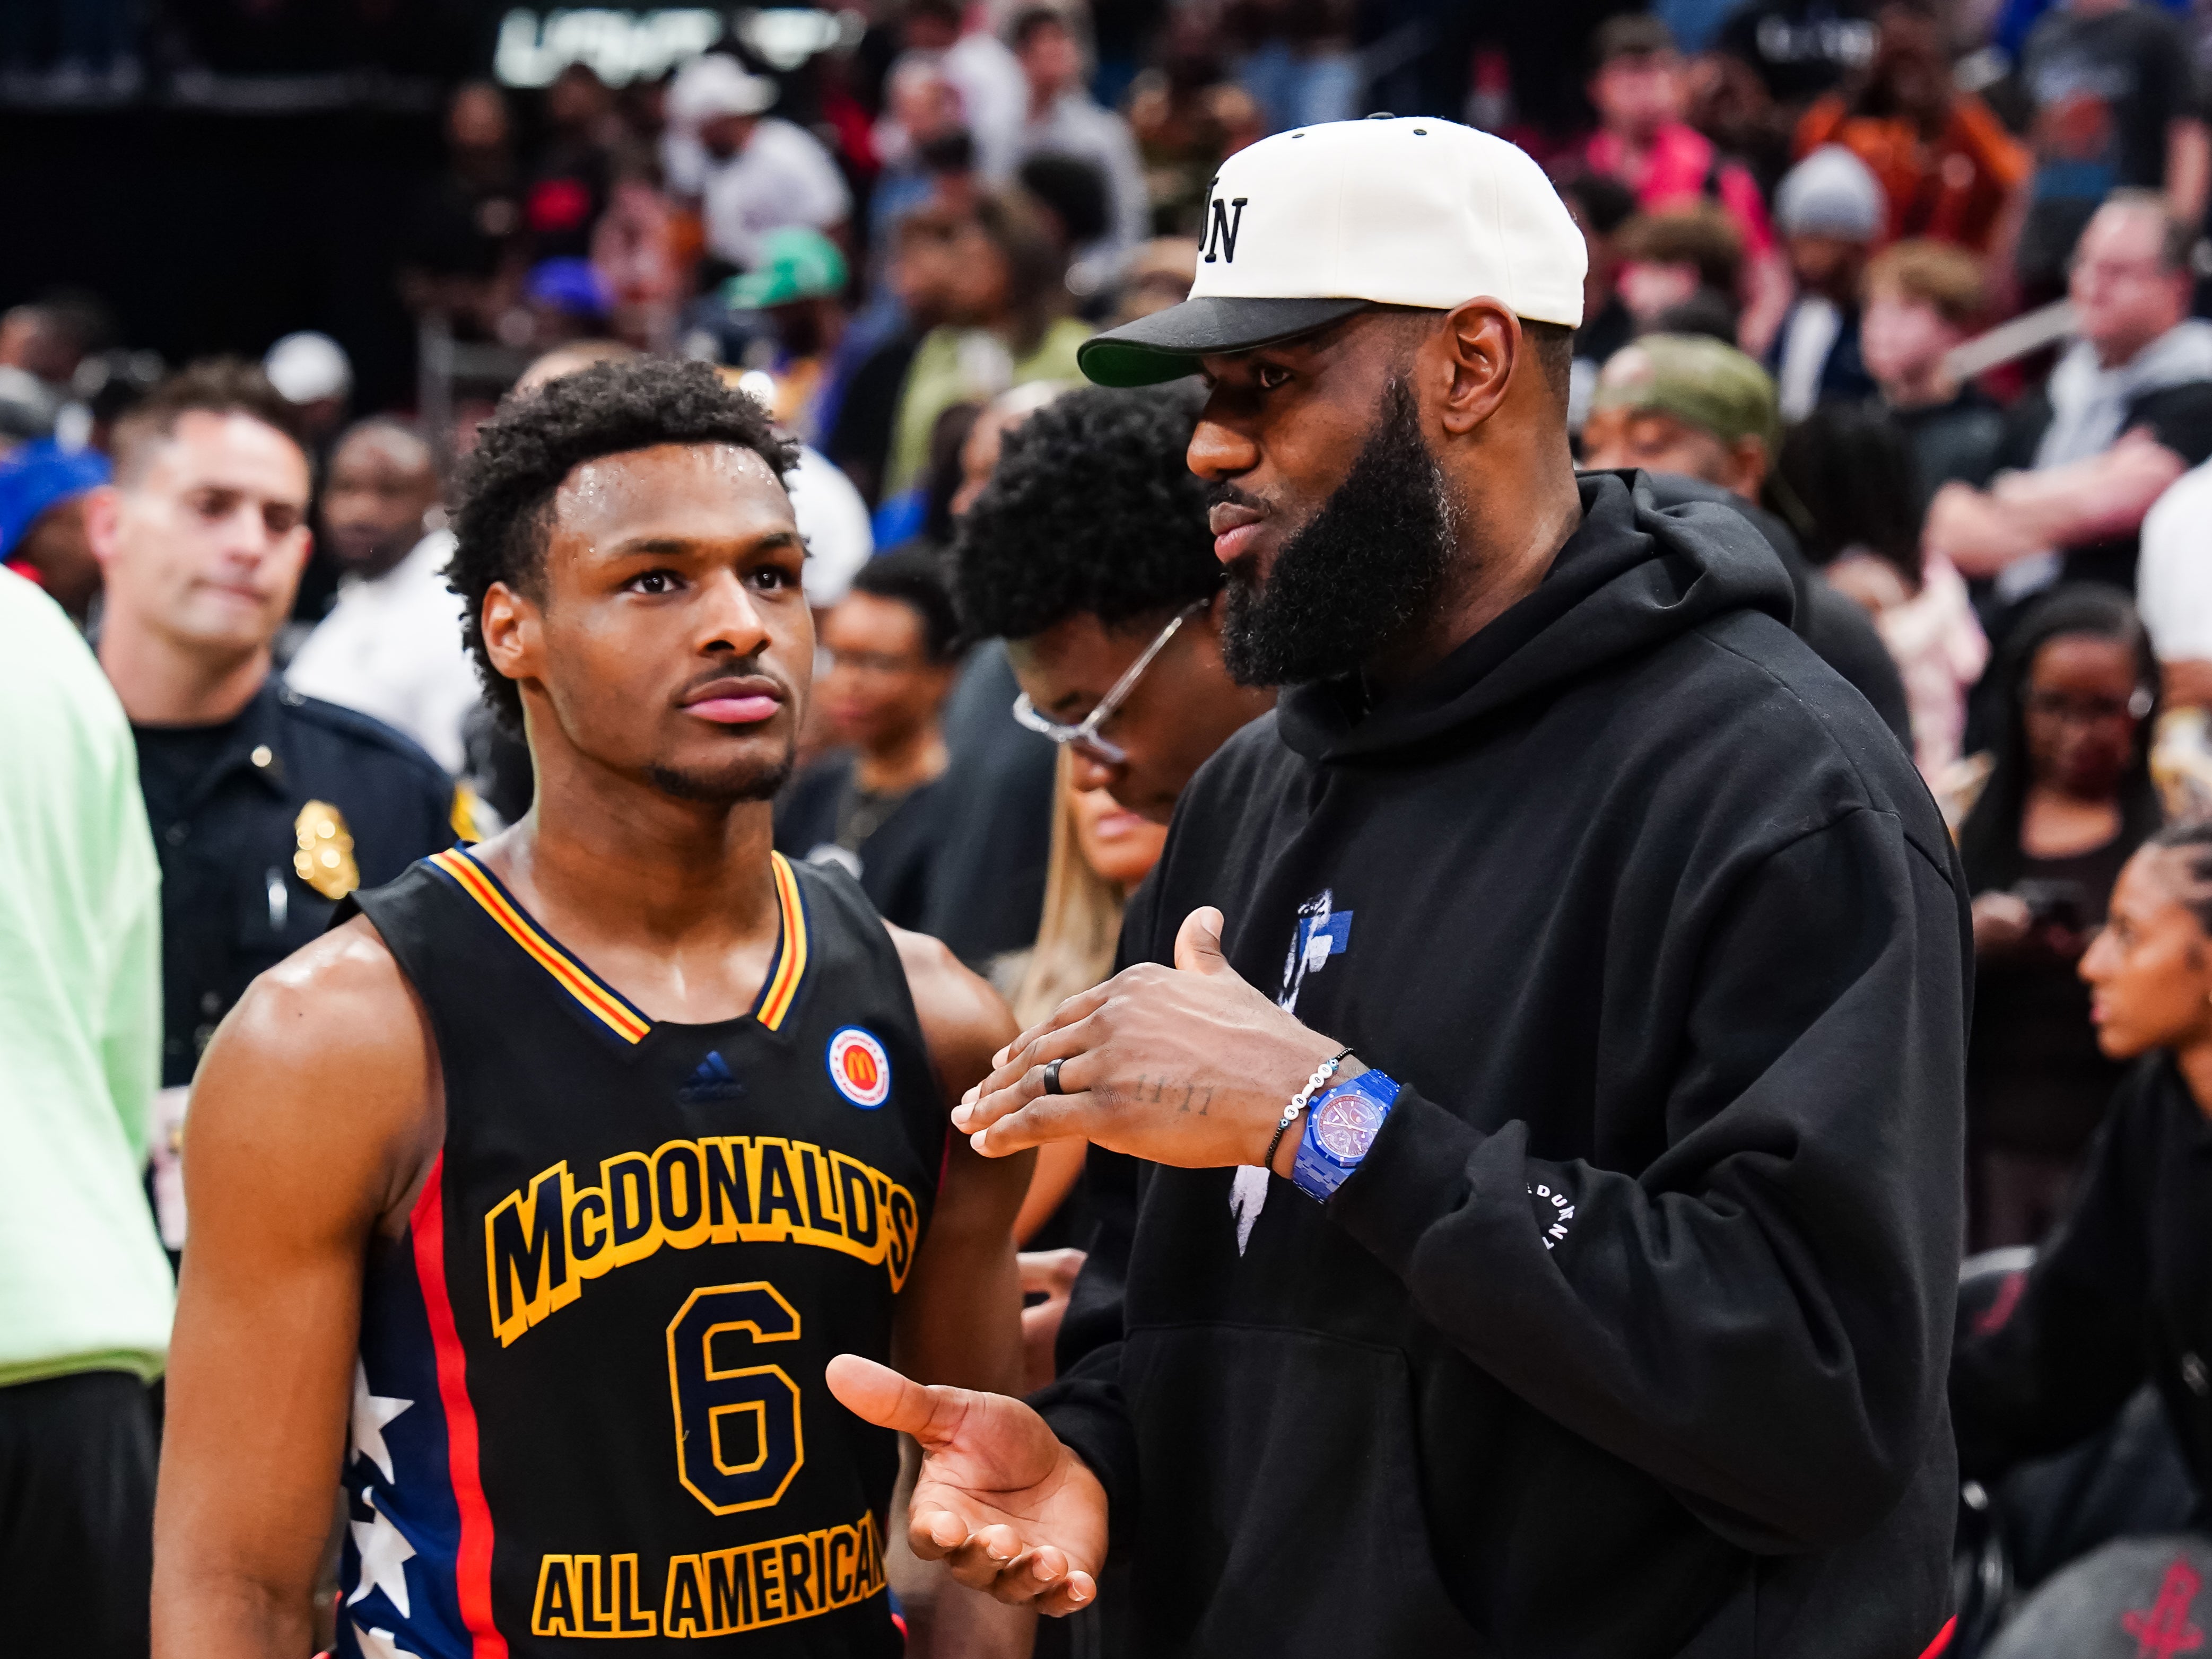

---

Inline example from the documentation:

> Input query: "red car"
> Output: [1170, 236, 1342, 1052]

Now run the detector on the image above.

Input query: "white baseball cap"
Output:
[668, 54, 778, 125]
[1080, 115, 1587, 389]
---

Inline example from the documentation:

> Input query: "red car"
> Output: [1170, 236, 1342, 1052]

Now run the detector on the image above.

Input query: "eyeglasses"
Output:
[1011, 599, 1208, 767]
[2024, 686, 2154, 726]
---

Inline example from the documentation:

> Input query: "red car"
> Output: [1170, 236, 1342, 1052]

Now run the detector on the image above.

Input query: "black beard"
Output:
[646, 744, 795, 805]
[1218, 376, 1460, 687]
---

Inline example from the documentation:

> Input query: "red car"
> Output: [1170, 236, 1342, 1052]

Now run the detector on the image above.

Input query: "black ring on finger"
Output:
[1042, 1058, 1066, 1095]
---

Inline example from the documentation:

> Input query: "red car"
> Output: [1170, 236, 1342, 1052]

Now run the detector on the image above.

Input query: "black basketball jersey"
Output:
[337, 846, 945, 1658]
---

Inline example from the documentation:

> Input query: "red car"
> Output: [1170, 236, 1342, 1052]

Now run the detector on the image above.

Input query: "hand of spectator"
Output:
[824, 1354, 1105, 1615]
[1018, 1248, 1085, 1393]
[1971, 891, 2033, 956]
[1988, 429, 2188, 546]
[952, 907, 1344, 1176]
[1926, 481, 2042, 579]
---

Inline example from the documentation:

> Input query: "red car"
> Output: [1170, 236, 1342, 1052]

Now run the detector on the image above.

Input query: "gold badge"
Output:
[293, 800, 360, 900]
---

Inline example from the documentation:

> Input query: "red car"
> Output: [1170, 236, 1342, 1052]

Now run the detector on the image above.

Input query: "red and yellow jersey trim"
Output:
[425, 848, 809, 1042]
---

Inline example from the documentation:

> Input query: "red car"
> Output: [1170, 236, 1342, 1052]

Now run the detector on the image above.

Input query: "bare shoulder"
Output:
[189, 914, 441, 1229]
[886, 923, 1017, 1102]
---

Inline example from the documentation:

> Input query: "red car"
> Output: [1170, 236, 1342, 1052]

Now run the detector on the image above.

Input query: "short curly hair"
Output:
[449, 356, 798, 729]
[951, 385, 1217, 642]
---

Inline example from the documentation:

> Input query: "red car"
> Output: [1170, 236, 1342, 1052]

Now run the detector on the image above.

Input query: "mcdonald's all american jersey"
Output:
[341, 846, 946, 1657]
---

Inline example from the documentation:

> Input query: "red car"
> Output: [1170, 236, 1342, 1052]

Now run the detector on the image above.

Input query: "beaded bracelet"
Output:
[1263, 1046, 1355, 1173]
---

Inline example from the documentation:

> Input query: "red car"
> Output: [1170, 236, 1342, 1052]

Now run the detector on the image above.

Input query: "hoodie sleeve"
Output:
[1328, 807, 1967, 1553]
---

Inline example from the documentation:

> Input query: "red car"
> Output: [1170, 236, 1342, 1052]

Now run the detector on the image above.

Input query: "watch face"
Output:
[1312, 1089, 1386, 1163]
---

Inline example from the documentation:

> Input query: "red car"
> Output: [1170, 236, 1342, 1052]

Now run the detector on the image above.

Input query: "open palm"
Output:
[826, 1354, 1108, 1614]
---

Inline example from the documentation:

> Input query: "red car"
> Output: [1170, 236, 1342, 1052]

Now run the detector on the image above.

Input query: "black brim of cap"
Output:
[1077, 296, 1371, 388]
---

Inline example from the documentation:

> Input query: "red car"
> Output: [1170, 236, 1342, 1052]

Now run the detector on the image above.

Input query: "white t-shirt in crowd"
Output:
[282, 529, 480, 775]
[701, 118, 852, 269]
[2138, 459, 2212, 663]
[788, 443, 874, 608]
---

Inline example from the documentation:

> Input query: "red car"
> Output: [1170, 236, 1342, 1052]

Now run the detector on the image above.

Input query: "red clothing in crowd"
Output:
[1584, 121, 1778, 257]
[1796, 93, 2029, 252]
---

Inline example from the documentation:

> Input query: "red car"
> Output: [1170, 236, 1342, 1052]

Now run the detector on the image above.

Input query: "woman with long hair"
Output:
[1005, 748, 1168, 1247]
[1953, 818, 2212, 1510]
[1958, 584, 2161, 1247]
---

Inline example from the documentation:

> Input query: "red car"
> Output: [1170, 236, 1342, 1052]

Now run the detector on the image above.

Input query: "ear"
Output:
[1433, 301, 1520, 438]
[480, 580, 542, 687]
[1728, 435, 1771, 497]
[80, 484, 123, 570]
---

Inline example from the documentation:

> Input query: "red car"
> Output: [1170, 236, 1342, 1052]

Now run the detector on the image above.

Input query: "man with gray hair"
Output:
[1927, 191, 2212, 608]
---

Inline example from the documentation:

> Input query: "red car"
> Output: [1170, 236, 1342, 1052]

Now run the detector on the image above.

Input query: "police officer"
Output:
[83, 360, 460, 1243]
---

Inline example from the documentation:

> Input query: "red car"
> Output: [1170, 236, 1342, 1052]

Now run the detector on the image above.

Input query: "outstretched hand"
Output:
[825, 1354, 1107, 1616]
[951, 906, 1342, 1173]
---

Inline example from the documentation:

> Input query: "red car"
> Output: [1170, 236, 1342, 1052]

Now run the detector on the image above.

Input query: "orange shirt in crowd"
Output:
[1795, 93, 2029, 252]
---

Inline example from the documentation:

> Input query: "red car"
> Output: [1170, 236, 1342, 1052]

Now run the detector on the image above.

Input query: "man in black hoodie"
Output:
[828, 116, 1969, 1657]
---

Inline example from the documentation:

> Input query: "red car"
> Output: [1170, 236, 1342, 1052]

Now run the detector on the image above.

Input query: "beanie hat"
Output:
[1775, 146, 1886, 242]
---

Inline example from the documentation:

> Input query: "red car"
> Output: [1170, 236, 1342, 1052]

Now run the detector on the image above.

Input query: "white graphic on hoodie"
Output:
[1231, 890, 1354, 1254]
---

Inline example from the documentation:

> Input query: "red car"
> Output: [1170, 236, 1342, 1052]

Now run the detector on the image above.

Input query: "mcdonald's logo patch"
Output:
[826, 1027, 891, 1110]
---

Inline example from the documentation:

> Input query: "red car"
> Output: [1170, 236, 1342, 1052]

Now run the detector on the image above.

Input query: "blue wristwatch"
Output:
[1291, 1068, 1401, 1202]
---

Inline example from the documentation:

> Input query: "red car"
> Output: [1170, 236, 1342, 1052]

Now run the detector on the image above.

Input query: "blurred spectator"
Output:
[0, 572, 171, 1659]
[1112, 236, 1200, 323]
[398, 81, 526, 339]
[1613, 204, 1747, 339]
[898, 0, 1026, 179]
[1780, 404, 1989, 779]
[1862, 238, 2009, 503]
[1795, 4, 2031, 256]
[81, 362, 458, 1252]
[1928, 195, 2212, 605]
[260, 330, 352, 452]
[1582, 16, 1791, 352]
[870, 53, 973, 254]
[666, 56, 851, 276]
[950, 381, 1070, 520]
[1582, 334, 1915, 744]
[0, 440, 111, 628]
[1714, 0, 1879, 110]
[882, 189, 1091, 497]
[1958, 585, 2160, 1248]
[825, 205, 967, 505]
[0, 294, 112, 394]
[1012, 7, 1151, 271]
[282, 420, 478, 779]
[591, 159, 690, 353]
[1560, 172, 1641, 416]
[775, 549, 961, 929]
[2139, 458, 2212, 717]
[1220, 0, 1357, 132]
[2014, 0, 2210, 296]
[727, 228, 858, 446]
[1126, 23, 1267, 237]
[1952, 822, 2212, 1541]
[1004, 750, 1170, 1258]
[1769, 144, 1885, 419]
[526, 62, 619, 263]
[521, 257, 615, 346]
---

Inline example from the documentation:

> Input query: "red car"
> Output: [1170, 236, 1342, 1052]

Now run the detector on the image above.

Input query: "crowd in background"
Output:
[9, 0, 2212, 1649]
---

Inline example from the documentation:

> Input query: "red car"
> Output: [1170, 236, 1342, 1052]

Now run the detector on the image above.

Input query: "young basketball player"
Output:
[150, 359, 1031, 1657]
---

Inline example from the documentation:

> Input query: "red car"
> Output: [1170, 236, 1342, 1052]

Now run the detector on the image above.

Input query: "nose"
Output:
[695, 569, 774, 659]
[1187, 407, 1258, 483]
[1069, 745, 1123, 796]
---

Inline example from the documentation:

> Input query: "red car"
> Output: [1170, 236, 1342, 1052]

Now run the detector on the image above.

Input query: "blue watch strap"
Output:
[1290, 1069, 1400, 1202]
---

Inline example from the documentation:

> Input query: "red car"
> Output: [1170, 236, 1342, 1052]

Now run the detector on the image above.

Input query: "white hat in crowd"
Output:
[1080, 115, 1587, 388]
[668, 54, 778, 127]
[262, 331, 352, 405]
[1774, 145, 1888, 243]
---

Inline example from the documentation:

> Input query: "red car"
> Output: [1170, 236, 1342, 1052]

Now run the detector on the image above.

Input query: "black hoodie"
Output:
[1033, 473, 1970, 1657]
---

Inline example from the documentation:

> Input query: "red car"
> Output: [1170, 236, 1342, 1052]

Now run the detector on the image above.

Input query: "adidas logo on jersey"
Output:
[677, 1051, 745, 1105]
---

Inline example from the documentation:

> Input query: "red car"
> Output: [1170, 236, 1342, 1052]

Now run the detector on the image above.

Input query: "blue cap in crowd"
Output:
[0, 440, 110, 561]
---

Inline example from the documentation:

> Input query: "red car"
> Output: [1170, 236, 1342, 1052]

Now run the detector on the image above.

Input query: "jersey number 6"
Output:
[666, 1282, 805, 1515]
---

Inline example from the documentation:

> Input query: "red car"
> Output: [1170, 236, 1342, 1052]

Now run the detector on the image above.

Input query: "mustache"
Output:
[1205, 481, 1267, 513]
[673, 655, 793, 700]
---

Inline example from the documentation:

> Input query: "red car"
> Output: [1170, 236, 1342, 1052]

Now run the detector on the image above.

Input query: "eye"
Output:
[1254, 362, 1292, 391]
[630, 570, 680, 595]
[748, 565, 794, 592]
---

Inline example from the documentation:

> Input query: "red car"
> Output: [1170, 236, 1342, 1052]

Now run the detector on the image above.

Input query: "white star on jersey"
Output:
[352, 1621, 423, 1659]
[349, 1491, 416, 1619]
[351, 1360, 412, 1484]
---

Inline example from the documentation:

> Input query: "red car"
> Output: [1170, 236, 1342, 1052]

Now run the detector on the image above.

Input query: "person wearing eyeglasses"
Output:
[1958, 584, 2165, 1251]
[773, 548, 962, 931]
[952, 385, 1274, 829]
